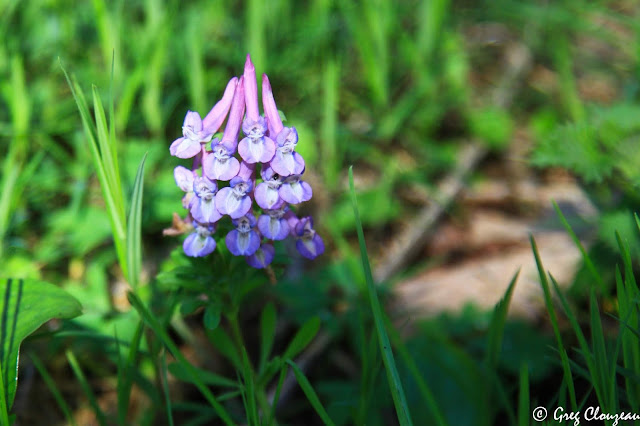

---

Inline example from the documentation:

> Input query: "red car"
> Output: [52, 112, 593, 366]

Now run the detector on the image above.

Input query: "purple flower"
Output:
[225, 214, 260, 256]
[237, 161, 256, 181]
[258, 206, 290, 240]
[270, 127, 305, 176]
[239, 116, 276, 164]
[246, 243, 274, 269]
[183, 223, 217, 257]
[202, 77, 237, 134]
[215, 176, 253, 219]
[279, 173, 312, 204]
[294, 217, 324, 259]
[284, 210, 300, 236]
[189, 176, 222, 223]
[239, 55, 275, 164]
[220, 76, 245, 153]
[262, 74, 284, 137]
[254, 166, 283, 210]
[174, 166, 196, 209]
[170, 111, 214, 159]
[203, 141, 240, 181]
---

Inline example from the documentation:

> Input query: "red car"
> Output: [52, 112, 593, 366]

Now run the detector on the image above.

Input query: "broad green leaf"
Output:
[0, 279, 82, 410]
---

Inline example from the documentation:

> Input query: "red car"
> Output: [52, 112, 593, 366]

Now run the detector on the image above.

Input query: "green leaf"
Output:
[66, 350, 107, 426]
[126, 153, 147, 289]
[349, 166, 413, 426]
[127, 292, 234, 425]
[485, 270, 519, 369]
[167, 363, 237, 389]
[469, 107, 514, 150]
[203, 304, 221, 331]
[0, 279, 82, 410]
[259, 302, 276, 373]
[286, 359, 335, 426]
[283, 317, 320, 361]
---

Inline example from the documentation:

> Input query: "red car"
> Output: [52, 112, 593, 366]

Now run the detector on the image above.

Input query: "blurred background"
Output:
[2, 0, 640, 424]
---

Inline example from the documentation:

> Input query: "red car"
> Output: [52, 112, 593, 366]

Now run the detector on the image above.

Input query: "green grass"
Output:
[3, 0, 640, 424]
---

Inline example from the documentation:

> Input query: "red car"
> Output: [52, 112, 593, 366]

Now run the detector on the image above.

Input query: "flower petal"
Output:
[258, 215, 289, 240]
[183, 232, 216, 257]
[243, 54, 260, 121]
[246, 243, 274, 269]
[262, 74, 284, 136]
[226, 229, 260, 256]
[279, 180, 312, 204]
[296, 234, 324, 260]
[254, 182, 281, 209]
[174, 166, 195, 192]
[203, 77, 237, 133]
[203, 154, 240, 181]
[170, 137, 201, 158]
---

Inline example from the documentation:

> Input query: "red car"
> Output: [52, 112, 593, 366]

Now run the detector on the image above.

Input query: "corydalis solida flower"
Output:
[168, 54, 324, 268]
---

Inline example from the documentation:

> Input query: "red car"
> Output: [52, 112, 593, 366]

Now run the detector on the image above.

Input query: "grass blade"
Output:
[530, 236, 578, 411]
[30, 353, 77, 426]
[349, 166, 413, 426]
[485, 270, 520, 368]
[285, 360, 335, 426]
[126, 153, 147, 289]
[117, 319, 145, 425]
[160, 350, 175, 426]
[518, 363, 529, 426]
[552, 201, 605, 293]
[66, 350, 108, 426]
[127, 292, 235, 425]
[282, 316, 320, 361]
[259, 302, 276, 374]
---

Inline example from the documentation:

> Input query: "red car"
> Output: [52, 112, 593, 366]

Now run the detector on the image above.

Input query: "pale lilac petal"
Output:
[270, 151, 305, 176]
[184, 111, 203, 132]
[254, 182, 281, 209]
[279, 179, 312, 204]
[284, 211, 300, 236]
[275, 127, 298, 147]
[296, 233, 324, 259]
[170, 137, 201, 158]
[203, 152, 240, 181]
[243, 54, 260, 121]
[237, 161, 256, 181]
[258, 215, 289, 240]
[182, 192, 194, 209]
[183, 232, 216, 257]
[215, 187, 252, 219]
[190, 197, 222, 223]
[174, 166, 195, 192]
[203, 77, 238, 133]
[225, 229, 260, 256]
[239, 136, 276, 164]
[247, 243, 274, 268]
[262, 74, 284, 136]
[221, 76, 245, 151]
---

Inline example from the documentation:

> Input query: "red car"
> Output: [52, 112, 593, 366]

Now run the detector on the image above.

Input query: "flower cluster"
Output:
[169, 55, 324, 268]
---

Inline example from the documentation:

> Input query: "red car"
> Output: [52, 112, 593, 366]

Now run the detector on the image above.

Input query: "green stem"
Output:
[227, 311, 272, 425]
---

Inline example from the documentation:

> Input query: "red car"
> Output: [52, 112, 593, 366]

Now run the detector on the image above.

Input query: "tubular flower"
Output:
[168, 54, 323, 267]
